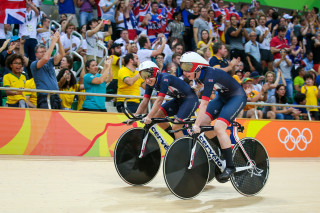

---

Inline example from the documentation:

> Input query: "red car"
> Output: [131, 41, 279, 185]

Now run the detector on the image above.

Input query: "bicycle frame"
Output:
[139, 124, 170, 158]
[189, 121, 256, 173]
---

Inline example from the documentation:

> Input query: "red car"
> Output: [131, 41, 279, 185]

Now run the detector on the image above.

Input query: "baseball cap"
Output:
[242, 77, 253, 84]
[111, 42, 123, 48]
[250, 71, 260, 78]
[283, 14, 293, 20]
[10, 35, 20, 42]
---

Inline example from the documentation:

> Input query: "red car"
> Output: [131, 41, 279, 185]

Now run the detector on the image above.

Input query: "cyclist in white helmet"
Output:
[180, 51, 247, 181]
[132, 60, 199, 139]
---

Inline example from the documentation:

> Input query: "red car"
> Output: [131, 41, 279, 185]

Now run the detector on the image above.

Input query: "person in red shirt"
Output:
[270, 26, 290, 60]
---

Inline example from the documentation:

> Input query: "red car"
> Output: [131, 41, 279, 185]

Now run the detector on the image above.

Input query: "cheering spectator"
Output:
[262, 70, 285, 101]
[197, 30, 214, 57]
[141, 2, 164, 43]
[3, 54, 28, 108]
[239, 78, 263, 119]
[82, 57, 113, 112]
[226, 16, 249, 71]
[301, 73, 320, 120]
[37, 17, 51, 45]
[274, 48, 294, 100]
[193, 7, 210, 48]
[293, 66, 306, 93]
[289, 36, 305, 67]
[114, 29, 131, 56]
[19, 0, 39, 61]
[86, 19, 112, 63]
[293, 92, 308, 120]
[30, 32, 65, 109]
[168, 12, 185, 41]
[116, 53, 145, 113]
[256, 15, 273, 72]
[270, 26, 290, 60]
[106, 42, 122, 96]
[245, 31, 263, 74]
[137, 35, 166, 63]
[269, 84, 300, 120]
[152, 33, 172, 63]
[302, 52, 314, 71]
[57, 67, 85, 110]
[209, 42, 239, 73]
[163, 41, 183, 66]
[155, 53, 166, 72]
[61, 23, 81, 54]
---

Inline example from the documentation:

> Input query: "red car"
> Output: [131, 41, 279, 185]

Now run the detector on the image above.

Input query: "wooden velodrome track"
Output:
[0, 155, 319, 213]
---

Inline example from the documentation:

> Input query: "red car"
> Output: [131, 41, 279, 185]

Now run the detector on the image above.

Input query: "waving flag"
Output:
[0, 0, 26, 24]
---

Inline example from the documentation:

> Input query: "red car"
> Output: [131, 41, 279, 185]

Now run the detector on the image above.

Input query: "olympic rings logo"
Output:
[278, 127, 312, 151]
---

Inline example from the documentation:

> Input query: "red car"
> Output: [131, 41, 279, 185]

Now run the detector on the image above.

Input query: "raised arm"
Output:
[91, 57, 113, 84]
[87, 20, 104, 37]
[36, 32, 60, 69]
[19, 38, 29, 67]
[53, 32, 65, 65]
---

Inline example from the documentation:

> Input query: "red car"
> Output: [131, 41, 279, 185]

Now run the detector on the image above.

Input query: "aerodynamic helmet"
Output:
[139, 61, 160, 80]
[180, 52, 209, 73]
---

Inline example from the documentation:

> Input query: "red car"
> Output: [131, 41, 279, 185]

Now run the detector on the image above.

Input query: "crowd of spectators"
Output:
[1, 0, 320, 121]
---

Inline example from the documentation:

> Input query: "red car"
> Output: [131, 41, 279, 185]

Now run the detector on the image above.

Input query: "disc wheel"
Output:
[231, 137, 269, 196]
[114, 128, 161, 185]
[163, 137, 209, 199]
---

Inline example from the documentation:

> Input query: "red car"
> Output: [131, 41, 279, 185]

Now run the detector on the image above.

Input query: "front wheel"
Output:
[163, 137, 209, 199]
[114, 128, 161, 186]
[231, 137, 269, 196]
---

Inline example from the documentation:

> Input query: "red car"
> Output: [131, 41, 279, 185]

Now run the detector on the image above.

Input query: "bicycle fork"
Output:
[187, 134, 198, 169]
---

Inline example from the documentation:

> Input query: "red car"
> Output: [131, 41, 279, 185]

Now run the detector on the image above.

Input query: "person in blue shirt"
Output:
[132, 61, 199, 139]
[30, 32, 65, 109]
[180, 51, 247, 181]
[82, 57, 113, 111]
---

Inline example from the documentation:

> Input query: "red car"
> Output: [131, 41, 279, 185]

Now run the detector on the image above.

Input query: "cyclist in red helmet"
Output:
[180, 51, 247, 180]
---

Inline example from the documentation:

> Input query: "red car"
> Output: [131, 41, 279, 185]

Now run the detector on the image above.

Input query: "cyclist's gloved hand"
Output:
[142, 116, 152, 124]
[192, 124, 201, 134]
[124, 119, 135, 125]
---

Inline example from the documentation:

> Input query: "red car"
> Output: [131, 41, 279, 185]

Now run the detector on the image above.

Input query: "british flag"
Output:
[0, 0, 26, 24]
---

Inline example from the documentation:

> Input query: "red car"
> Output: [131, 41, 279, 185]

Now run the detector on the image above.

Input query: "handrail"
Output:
[50, 20, 61, 33]
[1, 87, 319, 121]
[72, 51, 84, 76]
[96, 41, 108, 67]
[70, 31, 83, 54]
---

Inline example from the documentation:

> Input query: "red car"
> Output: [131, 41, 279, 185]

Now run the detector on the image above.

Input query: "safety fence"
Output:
[1, 87, 319, 121]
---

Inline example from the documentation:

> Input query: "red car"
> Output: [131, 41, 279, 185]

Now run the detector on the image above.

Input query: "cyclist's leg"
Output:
[216, 95, 247, 180]
[173, 95, 199, 138]
[156, 99, 180, 139]
[203, 95, 224, 139]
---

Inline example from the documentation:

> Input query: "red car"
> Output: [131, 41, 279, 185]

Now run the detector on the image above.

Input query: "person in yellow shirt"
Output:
[197, 29, 214, 57]
[3, 54, 28, 108]
[301, 73, 320, 120]
[57, 67, 85, 110]
[24, 78, 37, 108]
[106, 42, 122, 97]
[116, 53, 145, 113]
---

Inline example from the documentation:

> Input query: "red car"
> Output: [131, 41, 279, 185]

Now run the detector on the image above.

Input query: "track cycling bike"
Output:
[114, 108, 195, 185]
[163, 121, 269, 199]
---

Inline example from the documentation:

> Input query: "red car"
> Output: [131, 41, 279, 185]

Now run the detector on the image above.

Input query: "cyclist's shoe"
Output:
[219, 167, 236, 180]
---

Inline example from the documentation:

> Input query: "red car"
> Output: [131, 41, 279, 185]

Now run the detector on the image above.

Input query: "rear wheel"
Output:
[114, 128, 161, 185]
